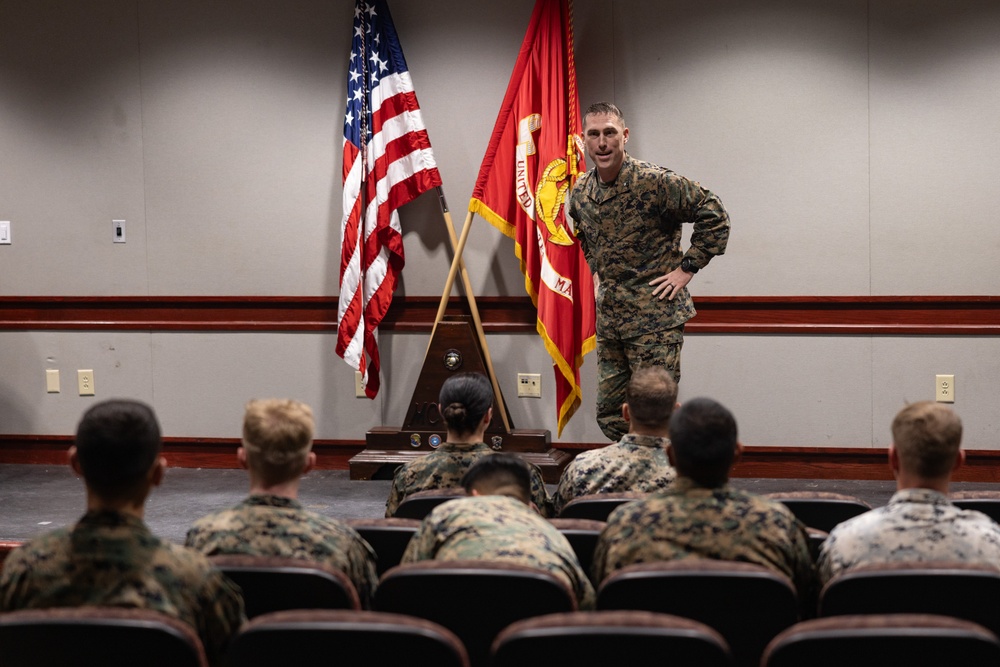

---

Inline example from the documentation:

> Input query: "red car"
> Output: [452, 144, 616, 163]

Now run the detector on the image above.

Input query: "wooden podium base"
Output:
[348, 318, 566, 483]
[349, 427, 569, 483]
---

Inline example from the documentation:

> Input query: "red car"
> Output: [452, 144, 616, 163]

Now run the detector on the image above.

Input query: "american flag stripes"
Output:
[337, 0, 441, 398]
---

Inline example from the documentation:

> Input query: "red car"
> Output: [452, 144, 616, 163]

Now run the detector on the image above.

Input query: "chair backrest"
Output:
[557, 492, 644, 521]
[548, 518, 605, 586]
[950, 490, 1000, 523]
[762, 613, 1000, 667]
[597, 560, 798, 667]
[492, 610, 732, 667]
[374, 560, 576, 667]
[210, 554, 360, 618]
[393, 487, 467, 520]
[0, 607, 208, 667]
[819, 560, 1000, 637]
[805, 528, 829, 564]
[763, 491, 871, 532]
[346, 517, 421, 576]
[225, 609, 469, 667]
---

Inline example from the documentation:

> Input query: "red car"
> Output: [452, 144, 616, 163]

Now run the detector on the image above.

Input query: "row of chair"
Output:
[206, 553, 1000, 667]
[395, 486, 1000, 531]
[4, 578, 1000, 667]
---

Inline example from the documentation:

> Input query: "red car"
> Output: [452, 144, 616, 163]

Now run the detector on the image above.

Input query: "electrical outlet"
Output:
[355, 371, 367, 398]
[78, 369, 95, 396]
[517, 373, 542, 398]
[46, 369, 60, 393]
[936, 374, 955, 403]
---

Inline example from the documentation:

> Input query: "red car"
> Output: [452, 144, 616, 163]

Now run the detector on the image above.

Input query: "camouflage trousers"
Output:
[596, 327, 683, 441]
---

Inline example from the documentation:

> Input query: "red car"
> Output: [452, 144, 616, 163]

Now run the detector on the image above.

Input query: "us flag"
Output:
[337, 0, 441, 398]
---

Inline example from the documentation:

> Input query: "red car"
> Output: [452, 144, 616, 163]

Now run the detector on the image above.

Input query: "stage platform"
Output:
[2, 463, 1000, 544]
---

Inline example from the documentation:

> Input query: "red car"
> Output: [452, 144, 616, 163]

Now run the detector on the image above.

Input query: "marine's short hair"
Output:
[242, 398, 315, 486]
[625, 366, 679, 430]
[892, 401, 962, 479]
[668, 397, 738, 487]
[439, 372, 493, 436]
[460, 453, 532, 505]
[584, 101, 625, 127]
[75, 399, 162, 497]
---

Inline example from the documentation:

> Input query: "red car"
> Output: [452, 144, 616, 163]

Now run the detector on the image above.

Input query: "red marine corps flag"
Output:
[338, 0, 442, 398]
[468, 0, 595, 436]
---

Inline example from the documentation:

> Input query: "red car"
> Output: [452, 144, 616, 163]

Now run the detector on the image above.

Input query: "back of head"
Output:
[626, 366, 679, 431]
[892, 401, 962, 479]
[75, 399, 162, 499]
[439, 372, 493, 437]
[242, 398, 315, 487]
[460, 453, 532, 505]
[668, 397, 738, 487]
[585, 101, 626, 127]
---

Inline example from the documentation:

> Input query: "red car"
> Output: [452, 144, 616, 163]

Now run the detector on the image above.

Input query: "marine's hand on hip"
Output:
[649, 266, 693, 301]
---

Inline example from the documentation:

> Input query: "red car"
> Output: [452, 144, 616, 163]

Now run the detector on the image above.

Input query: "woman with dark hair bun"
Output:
[384, 372, 552, 517]
[438, 372, 493, 437]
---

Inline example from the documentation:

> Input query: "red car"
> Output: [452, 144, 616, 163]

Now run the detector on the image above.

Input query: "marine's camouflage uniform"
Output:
[553, 434, 675, 515]
[401, 495, 595, 609]
[0, 510, 245, 667]
[384, 442, 552, 518]
[592, 477, 816, 603]
[185, 494, 378, 607]
[818, 488, 1000, 584]
[568, 155, 730, 441]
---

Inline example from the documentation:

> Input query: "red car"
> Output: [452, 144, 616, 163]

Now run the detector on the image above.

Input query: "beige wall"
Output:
[2, 0, 999, 447]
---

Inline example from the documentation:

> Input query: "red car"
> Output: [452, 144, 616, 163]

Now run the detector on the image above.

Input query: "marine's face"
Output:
[583, 112, 629, 182]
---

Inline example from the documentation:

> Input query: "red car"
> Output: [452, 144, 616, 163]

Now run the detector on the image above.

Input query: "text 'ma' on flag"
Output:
[468, 0, 596, 436]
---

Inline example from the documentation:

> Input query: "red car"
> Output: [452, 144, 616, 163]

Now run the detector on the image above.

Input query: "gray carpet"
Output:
[2, 463, 999, 544]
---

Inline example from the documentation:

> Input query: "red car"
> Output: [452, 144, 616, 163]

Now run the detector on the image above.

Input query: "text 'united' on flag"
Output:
[468, 0, 596, 436]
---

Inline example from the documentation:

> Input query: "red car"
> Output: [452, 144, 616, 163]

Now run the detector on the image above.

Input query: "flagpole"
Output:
[434, 189, 493, 353]
[427, 206, 511, 432]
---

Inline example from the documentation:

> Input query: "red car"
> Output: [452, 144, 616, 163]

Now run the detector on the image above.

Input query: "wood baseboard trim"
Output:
[3, 436, 999, 483]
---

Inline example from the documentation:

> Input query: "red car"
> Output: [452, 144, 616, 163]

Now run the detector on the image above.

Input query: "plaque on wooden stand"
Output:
[349, 317, 568, 483]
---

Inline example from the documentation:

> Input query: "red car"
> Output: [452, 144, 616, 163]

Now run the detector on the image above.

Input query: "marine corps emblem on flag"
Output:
[468, 0, 595, 436]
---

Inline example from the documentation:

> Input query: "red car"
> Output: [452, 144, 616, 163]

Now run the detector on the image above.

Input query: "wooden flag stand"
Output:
[348, 189, 567, 483]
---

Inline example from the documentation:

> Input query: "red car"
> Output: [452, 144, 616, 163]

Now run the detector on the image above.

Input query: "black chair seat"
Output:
[819, 561, 1000, 637]
[0, 607, 208, 667]
[393, 488, 466, 520]
[493, 610, 732, 667]
[375, 560, 576, 667]
[548, 518, 604, 586]
[763, 613, 1000, 667]
[225, 609, 469, 667]
[558, 493, 643, 521]
[210, 554, 360, 618]
[346, 517, 420, 576]
[597, 560, 798, 667]
[764, 492, 871, 532]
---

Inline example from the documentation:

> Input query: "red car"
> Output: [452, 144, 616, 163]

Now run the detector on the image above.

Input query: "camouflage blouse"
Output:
[553, 434, 675, 515]
[818, 488, 1000, 584]
[568, 155, 729, 338]
[402, 494, 595, 609]
[385, 442, 552, 517]
[593, 477, 816, 601]
[0, 510, 245, 667]
[185, 493, 378, 607]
